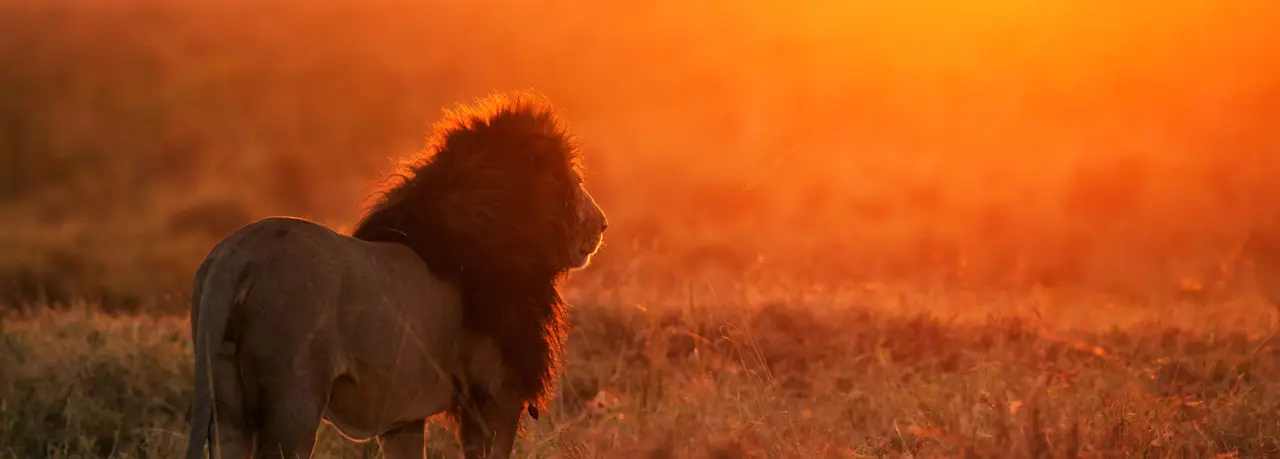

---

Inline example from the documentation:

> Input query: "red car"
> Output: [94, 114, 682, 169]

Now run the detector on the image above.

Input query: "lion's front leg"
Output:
[452, 387, 523, 459]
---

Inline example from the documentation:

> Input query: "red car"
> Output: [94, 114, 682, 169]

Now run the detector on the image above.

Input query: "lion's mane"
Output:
[350, 93, 583, 408]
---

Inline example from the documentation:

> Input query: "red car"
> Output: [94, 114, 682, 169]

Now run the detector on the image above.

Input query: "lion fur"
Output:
[351, 92, 584, 408]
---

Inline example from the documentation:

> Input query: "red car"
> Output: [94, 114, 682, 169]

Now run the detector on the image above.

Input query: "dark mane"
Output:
[351, 92, 583, 407]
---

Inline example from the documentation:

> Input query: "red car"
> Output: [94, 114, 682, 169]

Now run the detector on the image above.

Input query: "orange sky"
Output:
[1, 0, 1279, 299]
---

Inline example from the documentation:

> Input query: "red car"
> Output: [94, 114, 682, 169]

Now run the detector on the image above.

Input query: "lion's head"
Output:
[351, 92, 606, 408]
[568, 185, 608, 269]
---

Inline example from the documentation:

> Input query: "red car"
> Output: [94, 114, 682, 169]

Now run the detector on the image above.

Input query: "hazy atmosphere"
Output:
[3, 0, 1280, 457]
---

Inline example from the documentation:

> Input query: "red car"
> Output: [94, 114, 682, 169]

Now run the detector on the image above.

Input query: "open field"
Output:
[3, 0, 1280, 457]
[4, 285, 1280, 458]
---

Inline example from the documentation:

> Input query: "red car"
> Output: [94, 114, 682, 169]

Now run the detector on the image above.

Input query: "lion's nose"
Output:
[600, 220, 609, 232]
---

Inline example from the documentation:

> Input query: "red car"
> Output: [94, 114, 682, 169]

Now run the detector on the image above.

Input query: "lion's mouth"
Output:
[578, 238, 603, 259]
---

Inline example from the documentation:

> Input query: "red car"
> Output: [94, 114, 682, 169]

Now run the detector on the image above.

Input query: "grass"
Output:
[3, 280, 1279, 458]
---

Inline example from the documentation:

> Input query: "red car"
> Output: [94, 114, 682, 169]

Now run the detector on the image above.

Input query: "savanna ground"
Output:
[3, 1, 1280, 457]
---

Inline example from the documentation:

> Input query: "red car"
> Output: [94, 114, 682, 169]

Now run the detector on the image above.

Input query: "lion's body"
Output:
[188, 217, 476, 455]
[186, 93, 607, 459]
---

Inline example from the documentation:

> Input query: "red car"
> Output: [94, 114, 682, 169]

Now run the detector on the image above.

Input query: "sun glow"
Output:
[2, 0, 1279, 304]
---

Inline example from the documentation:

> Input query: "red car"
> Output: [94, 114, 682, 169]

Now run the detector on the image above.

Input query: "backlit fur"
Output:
[352, 92, 591, 409]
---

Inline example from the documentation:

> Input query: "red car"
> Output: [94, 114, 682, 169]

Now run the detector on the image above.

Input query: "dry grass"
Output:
[3, 281, 1279, 458]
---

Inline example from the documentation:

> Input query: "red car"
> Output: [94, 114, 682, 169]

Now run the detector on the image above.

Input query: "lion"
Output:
[184, 93, 608, 459]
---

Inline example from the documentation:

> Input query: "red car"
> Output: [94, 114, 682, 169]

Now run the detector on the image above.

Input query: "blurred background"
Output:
[2, 0, 1278, 314]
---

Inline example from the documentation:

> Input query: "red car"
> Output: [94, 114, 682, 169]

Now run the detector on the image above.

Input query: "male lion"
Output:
[185, 93, 608, 459]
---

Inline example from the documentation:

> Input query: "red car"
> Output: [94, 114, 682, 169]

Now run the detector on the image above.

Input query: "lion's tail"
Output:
[185, 252, 251, 459]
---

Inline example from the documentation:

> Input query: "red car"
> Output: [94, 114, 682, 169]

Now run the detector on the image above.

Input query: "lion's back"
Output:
[193, 216, 353, 324]
[198, 216, 345, 278]
[233, 216, 344, 251]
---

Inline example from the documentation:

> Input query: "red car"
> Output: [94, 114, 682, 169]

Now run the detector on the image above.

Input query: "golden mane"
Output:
[351, 92, 584, 407]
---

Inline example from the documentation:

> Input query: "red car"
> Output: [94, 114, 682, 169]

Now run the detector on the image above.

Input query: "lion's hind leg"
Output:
[375, 420, 427, 459]
[252, 381, 332, 459]
[208, 350, 255, 459]
[250, 360, 334, 459]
